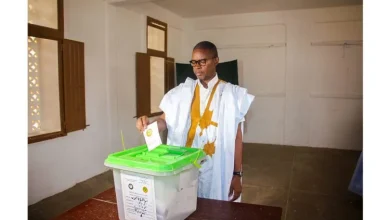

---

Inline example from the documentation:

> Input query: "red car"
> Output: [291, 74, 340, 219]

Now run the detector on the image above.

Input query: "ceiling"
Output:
[114, 0, 363, 18]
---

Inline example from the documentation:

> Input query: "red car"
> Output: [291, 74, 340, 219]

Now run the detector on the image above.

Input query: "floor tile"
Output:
[243, 158, 293, 189]
[93, 187, 117, 203]
[256, 187, 288, 210]
[285, 190, 362, 220]
[291, 148, 360, 195]
[242, 144, 294, 189]
[242, 185, 288, 219]
[243, 143, 295, 163]
[242, 185, 260, 204]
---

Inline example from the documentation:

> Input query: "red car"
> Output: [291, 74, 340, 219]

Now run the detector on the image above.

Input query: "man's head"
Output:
[190, 41, 219, 82]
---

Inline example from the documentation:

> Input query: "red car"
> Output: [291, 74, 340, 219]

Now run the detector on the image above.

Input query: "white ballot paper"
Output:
[121, 172, 157, 220]
[143, 121, 162, 151]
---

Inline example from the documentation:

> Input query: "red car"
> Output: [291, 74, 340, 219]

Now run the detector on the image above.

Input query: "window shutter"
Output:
[165, 57, 175, 92]
[62, 39, 86, 132]
[136, 52, 151, 117]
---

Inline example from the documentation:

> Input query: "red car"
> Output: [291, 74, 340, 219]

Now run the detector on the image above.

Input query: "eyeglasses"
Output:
[189, 57, 217, 67]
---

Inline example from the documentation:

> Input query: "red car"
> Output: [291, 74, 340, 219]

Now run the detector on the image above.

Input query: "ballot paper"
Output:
[143, 121, 162, 151]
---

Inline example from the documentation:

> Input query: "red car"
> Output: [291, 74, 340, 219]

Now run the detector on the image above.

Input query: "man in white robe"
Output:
[136, 41, 254, 202]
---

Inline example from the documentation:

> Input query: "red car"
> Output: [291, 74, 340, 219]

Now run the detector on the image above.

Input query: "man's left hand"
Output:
[229, 175, 242, 202]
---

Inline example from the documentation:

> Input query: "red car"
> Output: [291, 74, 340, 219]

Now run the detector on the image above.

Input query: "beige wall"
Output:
[185, 6, 363, 150]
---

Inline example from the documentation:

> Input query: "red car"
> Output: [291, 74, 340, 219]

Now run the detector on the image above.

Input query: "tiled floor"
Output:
[28, 144, 362, 220]
[241, 144, 362, 220]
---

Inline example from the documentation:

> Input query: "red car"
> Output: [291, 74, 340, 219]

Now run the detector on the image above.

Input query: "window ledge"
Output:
[28, 131, 66, 144]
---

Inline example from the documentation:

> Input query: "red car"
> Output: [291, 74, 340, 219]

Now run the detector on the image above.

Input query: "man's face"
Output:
[191, 49, 219, 81]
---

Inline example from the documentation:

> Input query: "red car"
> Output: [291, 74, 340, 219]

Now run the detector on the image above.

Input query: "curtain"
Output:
[348, 152, 363, 196]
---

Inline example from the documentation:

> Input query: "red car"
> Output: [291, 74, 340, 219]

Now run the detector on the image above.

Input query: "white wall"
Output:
[185, 6, 363, 150]
[121, 1, 188, 62]
[107, 1, 186, 148]
[28, 0, 110, 205]
[28, 0, 185, 205]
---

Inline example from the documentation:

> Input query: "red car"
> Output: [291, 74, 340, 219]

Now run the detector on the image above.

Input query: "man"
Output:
[136, 41, 254, 202]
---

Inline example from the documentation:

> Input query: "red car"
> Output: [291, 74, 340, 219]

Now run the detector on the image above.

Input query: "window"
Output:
[28, 0, 86, 144]
[28, 0, 64, 40]
[28, 37, 62, 138]
[146, 17, 167, 57]
[136, 17, 175, 117]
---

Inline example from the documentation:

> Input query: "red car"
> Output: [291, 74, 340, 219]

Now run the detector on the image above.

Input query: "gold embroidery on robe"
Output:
[185, 80, 220, 157]
[203, 141, 216, 156]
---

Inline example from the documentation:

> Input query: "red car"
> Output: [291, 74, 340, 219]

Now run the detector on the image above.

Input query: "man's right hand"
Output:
[136, 116, 149, 132]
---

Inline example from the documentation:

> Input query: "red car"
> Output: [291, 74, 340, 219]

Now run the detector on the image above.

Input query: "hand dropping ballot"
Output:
[143, 122, 162, 151]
